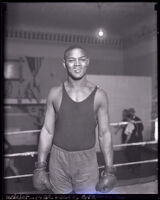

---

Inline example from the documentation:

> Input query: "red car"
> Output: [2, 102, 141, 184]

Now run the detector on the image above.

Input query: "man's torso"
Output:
[50, 81, 101, 151]
[52, 81, 100, 115]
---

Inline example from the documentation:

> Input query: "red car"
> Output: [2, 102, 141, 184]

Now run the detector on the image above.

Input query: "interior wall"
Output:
[123, 17, 157, 81]
[4, 36, 124, 146]
[4, 16, 157, 146]
[5, 38, 124, 98]
[123, 17, 157, 141]
[123, 38, 157, 77]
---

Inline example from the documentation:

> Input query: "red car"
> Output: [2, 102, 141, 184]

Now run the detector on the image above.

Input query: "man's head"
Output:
[128, 108, 135, 118]
[63, 45, 88, 60]
[122, 109, 133, 121]
[63, 46, 90, 80]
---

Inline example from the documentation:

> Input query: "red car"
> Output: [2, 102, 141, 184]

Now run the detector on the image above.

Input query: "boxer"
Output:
[33, 45, 116, 194]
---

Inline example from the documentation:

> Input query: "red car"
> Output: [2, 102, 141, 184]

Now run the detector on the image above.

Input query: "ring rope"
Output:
[5, 119, 156, 135]
[4, 140, 157, 158]
[113, 140, 157, 148]
[5, 130, 40, 135]
[98, 159, 158, 169]
[4, 158, 158, 180]
[111, 119, 155, 126]
[4, 173, 33, 180]
[4, 151, 38, 158]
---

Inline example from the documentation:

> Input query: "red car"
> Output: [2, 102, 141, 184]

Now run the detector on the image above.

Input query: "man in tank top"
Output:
[33, 46, 116, 194]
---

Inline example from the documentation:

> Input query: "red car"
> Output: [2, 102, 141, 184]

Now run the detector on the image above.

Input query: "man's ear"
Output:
[86, 58, 90, 66]
[62, 59, 66, 69]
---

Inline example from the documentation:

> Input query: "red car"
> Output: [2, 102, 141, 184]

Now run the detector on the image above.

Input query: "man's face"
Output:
[63, 48, 89, 80]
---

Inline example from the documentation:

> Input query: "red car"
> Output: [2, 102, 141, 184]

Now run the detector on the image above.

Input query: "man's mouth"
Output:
[74, 69, 81, 73]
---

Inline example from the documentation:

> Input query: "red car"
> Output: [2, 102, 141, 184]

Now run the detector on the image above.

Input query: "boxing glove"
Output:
[96, 166, 117, 193]
[33, 161, 51, 191]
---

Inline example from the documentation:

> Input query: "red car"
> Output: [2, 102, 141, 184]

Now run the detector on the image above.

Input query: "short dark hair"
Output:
[128, 108, 135, 115]
[64, 45, 87, 59]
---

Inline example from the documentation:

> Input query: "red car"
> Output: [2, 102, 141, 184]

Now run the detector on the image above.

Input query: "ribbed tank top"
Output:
[53, 83, 97, 151]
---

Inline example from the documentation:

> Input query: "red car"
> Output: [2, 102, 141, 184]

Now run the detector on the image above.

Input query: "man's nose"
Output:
[74, 59, 80, 65]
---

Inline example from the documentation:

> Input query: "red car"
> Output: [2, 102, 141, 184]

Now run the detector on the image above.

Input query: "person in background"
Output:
[128, 108, 144, 142]
[124, 108, 144, 174]
[121, 109, 130, 144]
[114, 109, 129, 144]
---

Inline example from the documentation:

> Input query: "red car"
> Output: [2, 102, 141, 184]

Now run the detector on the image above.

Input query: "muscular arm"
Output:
[37, 89, 56, 163]
[96, 89, 114, 168]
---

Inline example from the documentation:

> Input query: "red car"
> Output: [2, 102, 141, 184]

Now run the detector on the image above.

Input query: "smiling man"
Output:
[33, 45, 116, 194]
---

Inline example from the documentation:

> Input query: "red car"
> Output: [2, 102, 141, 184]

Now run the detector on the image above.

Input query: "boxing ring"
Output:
[3, 119, 158, 194]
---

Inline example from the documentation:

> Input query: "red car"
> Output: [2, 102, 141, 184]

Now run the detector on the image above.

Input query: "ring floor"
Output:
[3, 144, 157, 194]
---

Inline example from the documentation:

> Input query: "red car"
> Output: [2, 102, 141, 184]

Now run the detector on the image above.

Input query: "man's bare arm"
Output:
[37, 89, 56, 163]
[96, 90, 117, 193]
[97, 89, 114, 168]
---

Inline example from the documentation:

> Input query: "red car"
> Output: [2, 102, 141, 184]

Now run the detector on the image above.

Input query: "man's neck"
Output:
[66, 76, 88, 89]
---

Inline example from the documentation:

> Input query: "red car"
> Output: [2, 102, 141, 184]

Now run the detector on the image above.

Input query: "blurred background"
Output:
[2, 2, 158, 194]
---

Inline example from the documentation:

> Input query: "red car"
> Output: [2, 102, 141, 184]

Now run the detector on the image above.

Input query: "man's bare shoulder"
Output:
[87, 80, 96, 88]
[48, 84, 63, 101]
[95, 87, 108, 105]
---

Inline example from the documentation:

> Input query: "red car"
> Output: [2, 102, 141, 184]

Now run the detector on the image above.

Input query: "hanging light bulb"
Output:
[96, 27, 106, 39]
[96, 3, 106, 39]
[98, 28, 104, 37]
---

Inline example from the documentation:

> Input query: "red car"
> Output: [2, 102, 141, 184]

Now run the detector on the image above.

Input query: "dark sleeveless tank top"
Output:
[53, 83, 97, 151]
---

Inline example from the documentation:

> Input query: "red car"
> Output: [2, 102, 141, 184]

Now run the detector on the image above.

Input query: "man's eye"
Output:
[67, 59, 74, 62]
[80, 58, 87, 62]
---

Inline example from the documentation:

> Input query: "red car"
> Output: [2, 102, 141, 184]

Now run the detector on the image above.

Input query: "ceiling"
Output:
[5, 2, 156, 36]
